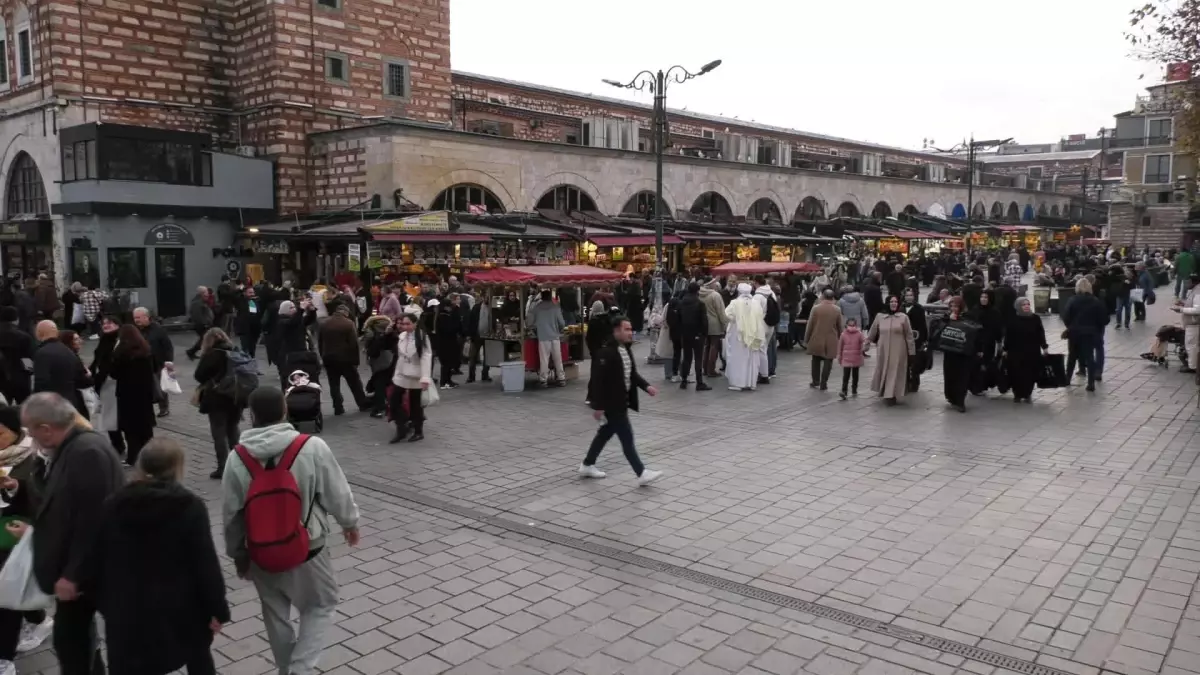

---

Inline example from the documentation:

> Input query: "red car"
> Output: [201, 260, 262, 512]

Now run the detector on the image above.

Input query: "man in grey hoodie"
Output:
[223, 387, 360, 675]
[837, 285, 870, 330]
[527, 289, 567, 385]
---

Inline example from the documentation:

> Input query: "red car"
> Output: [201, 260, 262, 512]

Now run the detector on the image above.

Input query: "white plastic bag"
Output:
[1131, 288, 1145, 304]
[160, 369, 182, 395]
[0, 528, 53, 611]
[80, 387, 100, 420]
[421, 384, 440, 408]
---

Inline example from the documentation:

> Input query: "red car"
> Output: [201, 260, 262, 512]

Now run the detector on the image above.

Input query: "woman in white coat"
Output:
[389, 313, 433, 443]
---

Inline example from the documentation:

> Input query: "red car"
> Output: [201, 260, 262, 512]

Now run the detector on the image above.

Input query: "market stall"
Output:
[464, 264, 624, 392]
[710, 261, 822, 276]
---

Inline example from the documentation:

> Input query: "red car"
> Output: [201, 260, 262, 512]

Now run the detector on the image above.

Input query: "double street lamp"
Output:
[602, 59, 722, 280]
[933, 136, 1012, 255]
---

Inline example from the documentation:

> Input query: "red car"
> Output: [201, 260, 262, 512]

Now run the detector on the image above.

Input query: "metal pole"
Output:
[654, 69, 665, 273]
[966, 139, 974, 257]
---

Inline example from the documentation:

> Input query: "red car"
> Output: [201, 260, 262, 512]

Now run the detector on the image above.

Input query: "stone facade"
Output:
[1109, 202, 1190, 250]
[312, 123, 1071, 222]
[980, 155, 1104, 198]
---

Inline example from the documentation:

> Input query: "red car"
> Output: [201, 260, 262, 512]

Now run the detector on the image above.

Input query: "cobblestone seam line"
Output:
[346, 474, 1076, 675]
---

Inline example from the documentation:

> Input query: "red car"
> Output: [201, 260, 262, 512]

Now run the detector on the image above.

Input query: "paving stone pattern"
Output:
[17, 283, 1200, 675]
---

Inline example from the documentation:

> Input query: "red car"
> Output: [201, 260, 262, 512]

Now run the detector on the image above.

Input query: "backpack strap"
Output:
[277, 434, 311, 471]
[234, 444, 263, 477]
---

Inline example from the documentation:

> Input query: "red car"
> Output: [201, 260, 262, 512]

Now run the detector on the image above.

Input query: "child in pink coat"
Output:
[837, 318, 868, 400]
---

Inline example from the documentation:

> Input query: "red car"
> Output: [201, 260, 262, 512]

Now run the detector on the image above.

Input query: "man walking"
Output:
[1174, 274, 1200, 374]
[699, 279, 726, 377]
[186, 286, 214, 360]
[318, 306, 369, 415]
[18, 393, 125, 675]
[1176, 247, 1195, 299]
[676, 283, 709, 390]
[578, 316, 663, 485]
[223, 387, 360, 675]
[465, 293, 492, 383]
[527, 289, 566, 386]
[133, 307, 174, 418]
[804, 289, 843, 391]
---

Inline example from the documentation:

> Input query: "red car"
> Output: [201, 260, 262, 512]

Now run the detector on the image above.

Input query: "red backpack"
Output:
[234, 434, 312, 573]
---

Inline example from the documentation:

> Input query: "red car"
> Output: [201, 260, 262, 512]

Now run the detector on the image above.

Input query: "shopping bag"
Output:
[79, 387, 100, 419]
[0, 528, 53, 611]
[421, 384, 440, 408]
[994, 356, 1010, 394]
[160, 369, 182, 395]
[1131, 289, 1145, 304]
[1037, 353, 1068, 389]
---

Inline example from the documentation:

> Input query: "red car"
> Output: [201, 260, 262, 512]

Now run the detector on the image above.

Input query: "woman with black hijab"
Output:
[902, 287, 928, 392]
[433, 300, 461, 389]
[967, 289, 1003, 395]
[941, 296, 978, 413]
[1004, 297, 1048, 403]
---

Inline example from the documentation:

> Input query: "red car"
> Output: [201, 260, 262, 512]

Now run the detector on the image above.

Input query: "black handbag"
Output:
[994, 356, 1010, 394]
[1037, 353, 1068, 389]
[936, 319, 981, 355]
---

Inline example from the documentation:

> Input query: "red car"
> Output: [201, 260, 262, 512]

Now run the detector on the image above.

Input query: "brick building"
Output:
[0, 0, 1066, 316]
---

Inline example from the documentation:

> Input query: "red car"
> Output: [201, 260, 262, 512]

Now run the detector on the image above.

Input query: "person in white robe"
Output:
[753, 284, 774, 379]
[723, 283, 765, 391]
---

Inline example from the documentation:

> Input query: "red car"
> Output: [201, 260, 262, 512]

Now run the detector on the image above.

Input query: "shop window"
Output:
[325, 52, 348, 83]
[16, 27, 31, 82]
[103, 138, 207, 185]
[61, 139, 97, 182]
[756, 143, 775, 166]
[107, 248, 147, 288]
[5, 152, 48, 216]
[383, 59, 409, 99]
[316, 0, 340, 9]
[467, 119, 513, 137]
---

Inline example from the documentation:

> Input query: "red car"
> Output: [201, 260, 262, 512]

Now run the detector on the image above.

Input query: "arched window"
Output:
[747, 198, 782, 224]
[1006, 202, 1021, 221]
[430, 184, 506, 213]
[5, 152, 48, 217]
[972, 202, 986, 218]
[1050, 204, 1060, 217]
[1038, 203, 1049, 216]
[795, 197, 824, 221]
[835, 201, 860, 218]
[536, 185, 597, 213]
[621, 191, 669, 219]
[690, 192, 733, 222]
[871, 201, 892, 219]
[902, 205, 918, 215]
[990, 201, 1004, 218]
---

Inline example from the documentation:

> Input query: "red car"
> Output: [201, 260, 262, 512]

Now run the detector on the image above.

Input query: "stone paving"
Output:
[15, 288, 1200, 675]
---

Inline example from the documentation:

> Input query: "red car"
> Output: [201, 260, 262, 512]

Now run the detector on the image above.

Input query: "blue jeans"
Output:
[767, 333, 778, 375]
[1114, 297, 1131, 327]
[1067, 334, 1097, 387]
[583, 411, 644, 476]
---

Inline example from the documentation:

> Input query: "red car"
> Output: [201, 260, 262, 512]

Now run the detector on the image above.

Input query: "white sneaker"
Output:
[0, 658, 15, 675]
[17, 617, 52, 653]
[670, 375, 681, 383]
[578, 464, 606, 479]
[638, 469, 664, 486]
[727, 386, 741, 391]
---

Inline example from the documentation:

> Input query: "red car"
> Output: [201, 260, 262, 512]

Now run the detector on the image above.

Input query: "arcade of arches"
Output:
[2, 152, 54, 279]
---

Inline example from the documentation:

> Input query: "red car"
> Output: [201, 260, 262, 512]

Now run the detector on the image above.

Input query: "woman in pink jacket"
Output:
[836, 318, 868, 400]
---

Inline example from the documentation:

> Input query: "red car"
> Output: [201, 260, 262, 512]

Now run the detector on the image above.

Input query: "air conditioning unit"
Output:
[234, 145, 256, 158]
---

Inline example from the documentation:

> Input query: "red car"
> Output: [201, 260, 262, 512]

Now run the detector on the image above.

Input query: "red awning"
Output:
[845, 230, 884, 238]
[709, 261, 823, 275]
[465, 265, 624, 285]
[991, 225, 1041, 233]
[884, 230, 925, 240]
[588, 235, 684, 246]
[371, 233, 493, 242]
[677, 233, 743, 242]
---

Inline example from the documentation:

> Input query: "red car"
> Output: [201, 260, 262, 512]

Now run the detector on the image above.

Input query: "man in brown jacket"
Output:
[33, 275, 62, 322]
[317, 306, 368, 414]
[803, 289, 843, 390]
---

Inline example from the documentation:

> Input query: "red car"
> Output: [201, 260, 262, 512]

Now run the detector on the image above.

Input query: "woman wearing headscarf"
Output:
[91, 315, 125, 454]
[867, 295, 915, 406]
[967, 289, 1003, 395]
[941, 296, 978, 412]
[110, 323, 159, 466]
[723, 283, 765, 391]
[902, 287, 929, 392]
[265, 298, 315, 388]
[1004, 298, 1048, 403]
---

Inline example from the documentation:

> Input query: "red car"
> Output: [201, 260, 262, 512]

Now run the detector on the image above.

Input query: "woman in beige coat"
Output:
[868, 295, 916, 405]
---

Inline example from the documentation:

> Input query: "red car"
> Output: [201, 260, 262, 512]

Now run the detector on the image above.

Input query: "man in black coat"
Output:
[32, 322, 92, 420]
[14, 392, 124, 675]
[676, 283, 709, 390]
[862, 273, 884, 329]
[134, 307, 175, 418]
[0, 306, 34, 404]
[885, 264, 906, 300]
[578, 316, 664, 486]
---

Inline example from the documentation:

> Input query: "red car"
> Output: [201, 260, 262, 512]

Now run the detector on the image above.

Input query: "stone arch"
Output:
[691, 192, 734, 222]
[5, 151, 48, 218]
[950, 203, 966, 219]
[902, 204, 919, 215]
[835, 201, 861, 218]
[1050, 204, 1060, 217]
[429, 183, 507, 213]
[990, 201, 1004, 218]
[871, 201, 893, 219]
[1038, 203, 1049, 216]
[616, 178, 678, 218]
[619, 191, 672, 219]
[422, 168, 518, 215]
[972, 202, 987, 218]
[528, 171, 607, 213]
[746, 197, 783, 225]
[835, 193, 865, 217]
[794, 196, 826, 221]
[685, 180, 740, 217]
[1006, 201, 1021, 221]
[537, 184, 598, 213]
[1022, 204, 1035, 222]
[927, 203, 947, 218]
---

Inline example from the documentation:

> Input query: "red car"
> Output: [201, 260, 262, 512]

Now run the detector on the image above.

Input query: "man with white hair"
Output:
[133, 307, 175, 418]
[16, 392, 124, 675]
[723, 283, 765, 391]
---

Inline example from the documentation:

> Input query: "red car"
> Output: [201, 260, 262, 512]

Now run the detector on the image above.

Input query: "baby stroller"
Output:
[1141, 325, 1189, 369]
[285, 351, 323, 432]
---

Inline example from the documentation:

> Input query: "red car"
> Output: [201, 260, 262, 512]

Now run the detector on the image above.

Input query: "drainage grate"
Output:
[348, 475, 1073, 675]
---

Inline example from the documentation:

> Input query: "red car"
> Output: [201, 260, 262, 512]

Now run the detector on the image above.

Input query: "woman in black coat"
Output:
[902, 287, 929, 392]
[433, 303, 461, 388]
[1004, 298, 1048, 402]
[83, 438, 229, 675]
[234, 287, 264, 358]
[966, 289, 1003, 395]
[264, 300, 315, 387]
[193, 328, 242, 479]
[941, 297, 978, 413]
[110, 323, 158, 466]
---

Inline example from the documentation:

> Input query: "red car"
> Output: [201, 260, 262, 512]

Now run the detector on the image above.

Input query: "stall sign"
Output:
[253, 239, 290, 255]
[0, 221, 49, 243]
[348, 243, 361, 272]
[144, 222, 196, 246]
[366, 243, 384, 269]
[372, 211, 450, 232]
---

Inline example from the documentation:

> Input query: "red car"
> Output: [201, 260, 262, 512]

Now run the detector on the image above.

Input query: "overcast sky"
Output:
[450, 0, 1164, 151]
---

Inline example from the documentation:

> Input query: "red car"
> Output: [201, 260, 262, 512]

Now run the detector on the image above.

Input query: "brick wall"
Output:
[1109, 203, 1188, 249]
[311, 137, 368, 209]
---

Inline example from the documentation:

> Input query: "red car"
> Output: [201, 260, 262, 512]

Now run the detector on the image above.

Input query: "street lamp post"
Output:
[933, 136, 1012, 256]
[603, 59, 721, 281]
